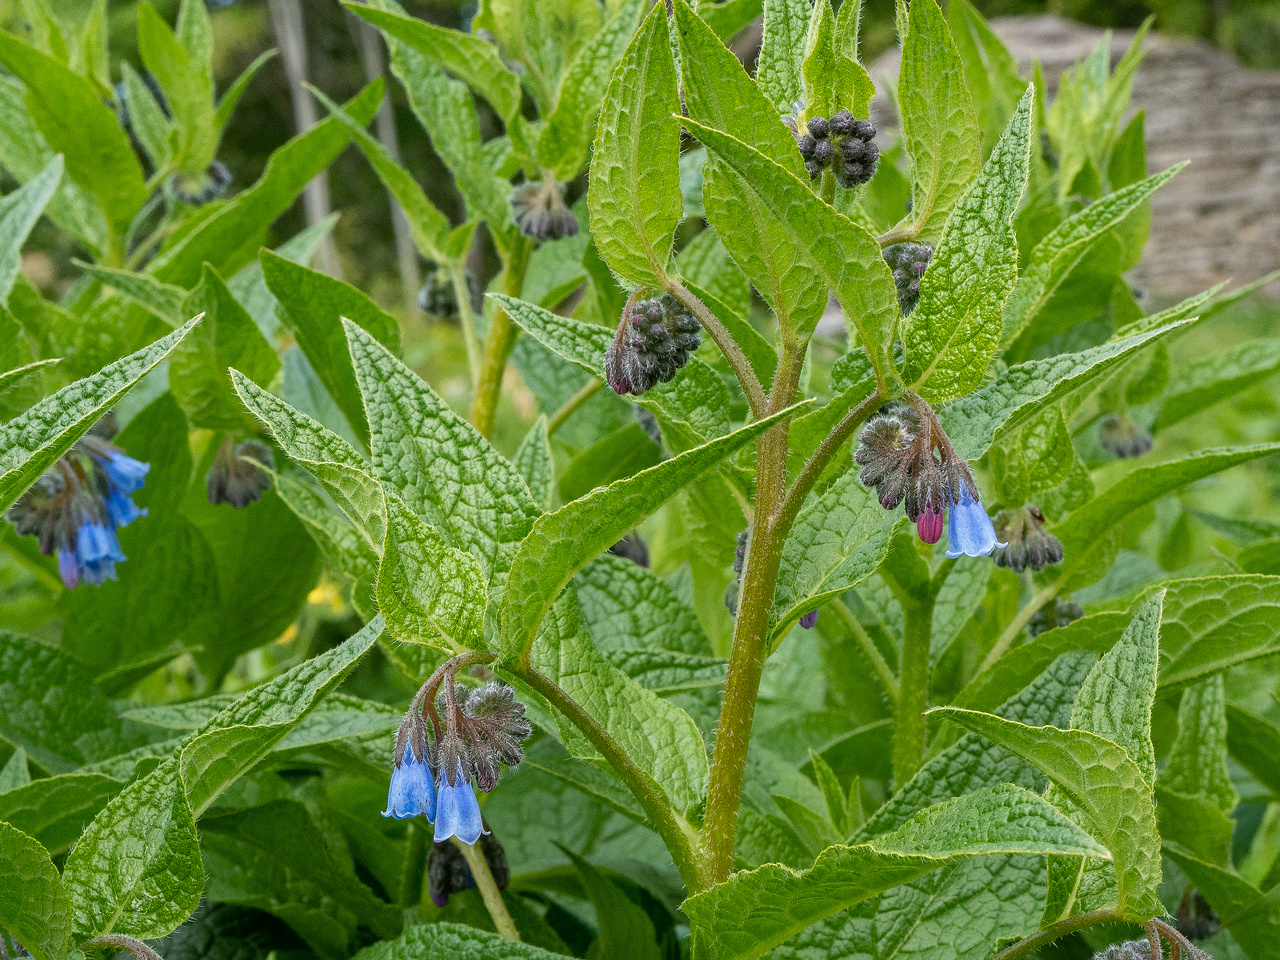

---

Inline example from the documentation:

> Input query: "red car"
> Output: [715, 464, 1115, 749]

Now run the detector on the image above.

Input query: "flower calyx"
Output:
[992, 504, 1064, 572]
[883, 242, 933, 316]
[510, 178, 579, 242]
[206, 436, 274, 508]
[1027, 597, 1084, 637]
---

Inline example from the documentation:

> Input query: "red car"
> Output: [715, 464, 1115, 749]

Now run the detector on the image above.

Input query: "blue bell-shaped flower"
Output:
[382, 740, 437, 821]
[434, 761, 487, 845]
[945, 485, 1007, 559]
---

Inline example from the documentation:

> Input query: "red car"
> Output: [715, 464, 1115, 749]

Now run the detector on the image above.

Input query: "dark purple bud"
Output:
[799, 609, 819, 629]
[1098, 414, 1154, 458]
[207, 438, 274, 508]
[608, 531, 649, 567]
[813, 140, 835, 166]
[797, 134, 817, 159]
[992, 505, 1064, 572]
[829, 110, 855, 137]
[917, 502, 945, 544]
[851, 119, 876, 141]
[807, 116, 830, 140]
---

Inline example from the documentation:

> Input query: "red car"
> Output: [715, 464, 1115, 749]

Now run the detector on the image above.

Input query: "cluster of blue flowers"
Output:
[6, 417, 150, 588]
[383, 680, 530, 846]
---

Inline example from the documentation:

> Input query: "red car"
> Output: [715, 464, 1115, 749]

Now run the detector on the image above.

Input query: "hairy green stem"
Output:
[83, 936, 163, 960]
[449, 265, 482, 391]
[978, 582, 1061, 675]
[886, 576, 934, 785]
[455, 837, 521, 940]
[828, 598, 899, 707]
[701, 341, 807, 884]
[470, 235, 533, 438]
[516, 665, 705, 891]
[667, 278, 768, 419]
[990, 909, 1123, 960]
[547, 379, 603, 436]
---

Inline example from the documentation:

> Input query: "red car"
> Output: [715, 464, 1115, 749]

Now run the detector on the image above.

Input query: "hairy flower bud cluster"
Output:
[883, 242, 933, 316]
[795, 110, 879, 187]
[855, 400, 1007, 557]
[992, 505, 1064, 572]
[1027, 597, 1084, 637]
[604, 295, 701, 396]
[510, 179, 578, 241]
[170, 162, 232, 206]
[418, 267, 479, 320]
[384, 677, 531, 846]
[206, 437, 274, 509]
[1099, 414, 1154, 459]
[6, 413, 149, 588]
[427, 833, 510, 908]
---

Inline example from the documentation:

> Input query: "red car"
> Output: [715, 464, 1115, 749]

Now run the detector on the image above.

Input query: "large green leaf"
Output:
[755, 0, 811, 113]
[345, 4, 522, 123]
[0, 317, 196, 513]
[683, 784, 1107, 960]
[1225, 703, 1280, 798]
[352, 923, 565, 960]
[0, 772, 123, 854]
[932, 707, 1160, 920]
[1153, 337, 1280, 431]
[0, 821, 71, 960]
[1001, 165, 1182, 347]
[0, 31, 146, 237]
[587, 3, 681, 288]
[0, 154, 60, 306]
[1050, 446, 1280, 592]
[539, 0, 644, 180]
[377, 493, 488, 652]
[771, 470, 899, 646]
[171, 264, 280, 430]
[346, 321, 541, 598]
[903, 87, 1032, 401]
[500, 402, 798, 661]
[529, 592, 709, 814]
[576, 553, 714, 657]
[137, 0, 217, 172]
[263, 251, 401, 444]
[897, 0, 981, 243]
[938, 320, 1191, 461]
[231, 372, 385, 549]
[682, 118, 898, 374]
[1163, 847, 1280, 960]
[62, 619, 382, 941]
[1155, 575, 1280, 687]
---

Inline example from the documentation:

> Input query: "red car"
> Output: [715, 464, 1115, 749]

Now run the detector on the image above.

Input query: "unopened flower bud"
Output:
[992, 505, 1064, 572]
[170, 161, 232, 205]
[799, 609, 819, 629]
[418, 267, 478, 320]
[807, 116, 830, 140]
[1178, 887, 1221, 942]
[917, 502, 945, 544]
[1099, 414, 1154, 458]
[603, 295, 701, 396]
[206, 438, 273, 508]
[510, 179, 578, 241]
[1027, 597, 1085, 637]
[883, 242, 933, 316]
[608, 531, 649, 567]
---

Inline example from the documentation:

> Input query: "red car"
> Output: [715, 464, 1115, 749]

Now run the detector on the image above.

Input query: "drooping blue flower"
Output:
[104, 488, 147, 528]
[57, 547, 78, 590]
[382, 741, 437, 821]
[98, 448, 149, 493]
[434, 762, 487, 845]
[75, 518, 127, 585]
[945, 485, 1007, 559]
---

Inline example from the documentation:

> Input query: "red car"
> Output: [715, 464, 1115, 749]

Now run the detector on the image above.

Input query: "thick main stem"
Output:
[455, 838, 521, 940]
[888, 581, 933, 785]
[701, 341, 805, 884]
[470, 236, 533, 437]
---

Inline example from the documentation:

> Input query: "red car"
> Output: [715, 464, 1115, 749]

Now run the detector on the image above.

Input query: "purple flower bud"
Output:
[799, 609, 819, 629]
[807, 116, 830, 140]
[883, 242, 933, 316]
[829, 110, 856, 137]
[917, 503, 944, 544]
[510, 179, 579, 242]
[1099, 414, 1154, 459]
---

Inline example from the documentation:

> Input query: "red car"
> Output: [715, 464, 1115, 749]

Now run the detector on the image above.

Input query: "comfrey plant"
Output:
[5, 1, 1280, 959]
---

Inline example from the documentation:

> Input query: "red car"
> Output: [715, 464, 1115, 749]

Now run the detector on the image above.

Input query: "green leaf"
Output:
[539, 0, 644, 180]
[346, 4, 523, 123]
[756, 0, 810, 114]
[529, 592, 708, 814]
[514, 414, 554, 510]
[1154, 337, 1280, 431]
[903, 87, 1032, 401]
[1050, 446, 1280, 592]
[1162, 847, 1280, 960]
[0, 821, 71, 960]
[938, 320, 1193, 461]
[0, 745, 29, 792]
[0, 31, 147, 237]
[351, 923, 566, 960]
[1225, 703, 1280, 799]
[0, 154, 59, 306]
[1162, 674, 1236, 812]
[930, 556, 991, 663]
[561, 847, 663, 960]
[587, 3, 681, 288]
[377, 493, 488, 652]
[1155, 575, 1280, 687]
[559, 422, 661, 502]
[231, 372, 385, 548]
[0, 76, 107, 255]
[500, 402, 800, 662]
[214, 48, 275, 134]
[346, 321, 541, 600]
[76, 262, 187, 325]
[949, 0, 1026, 156]
[150, 82, 382, 287]
[137, 1, 217, 172]
[62, 619, 382, 941]
[897, 0, 981, 243]
[263, 250, 401, 445]
[309, 84, 452, 262]
[771, 470, 899, 646]
[684, 783, 1107, 960]
[682, 117, 899, 372]
[0, 772, 122, 854]
[119, 60, 174, 170]
[170, 264, 280, 430]
[227, 215, 338, 340]
[1000, 165, 1183, 347]
[576, 553, 714, 657]
[800, 0, 873, 122]
[0, 317, 196, 513]
[931, 707, 1160, 920]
